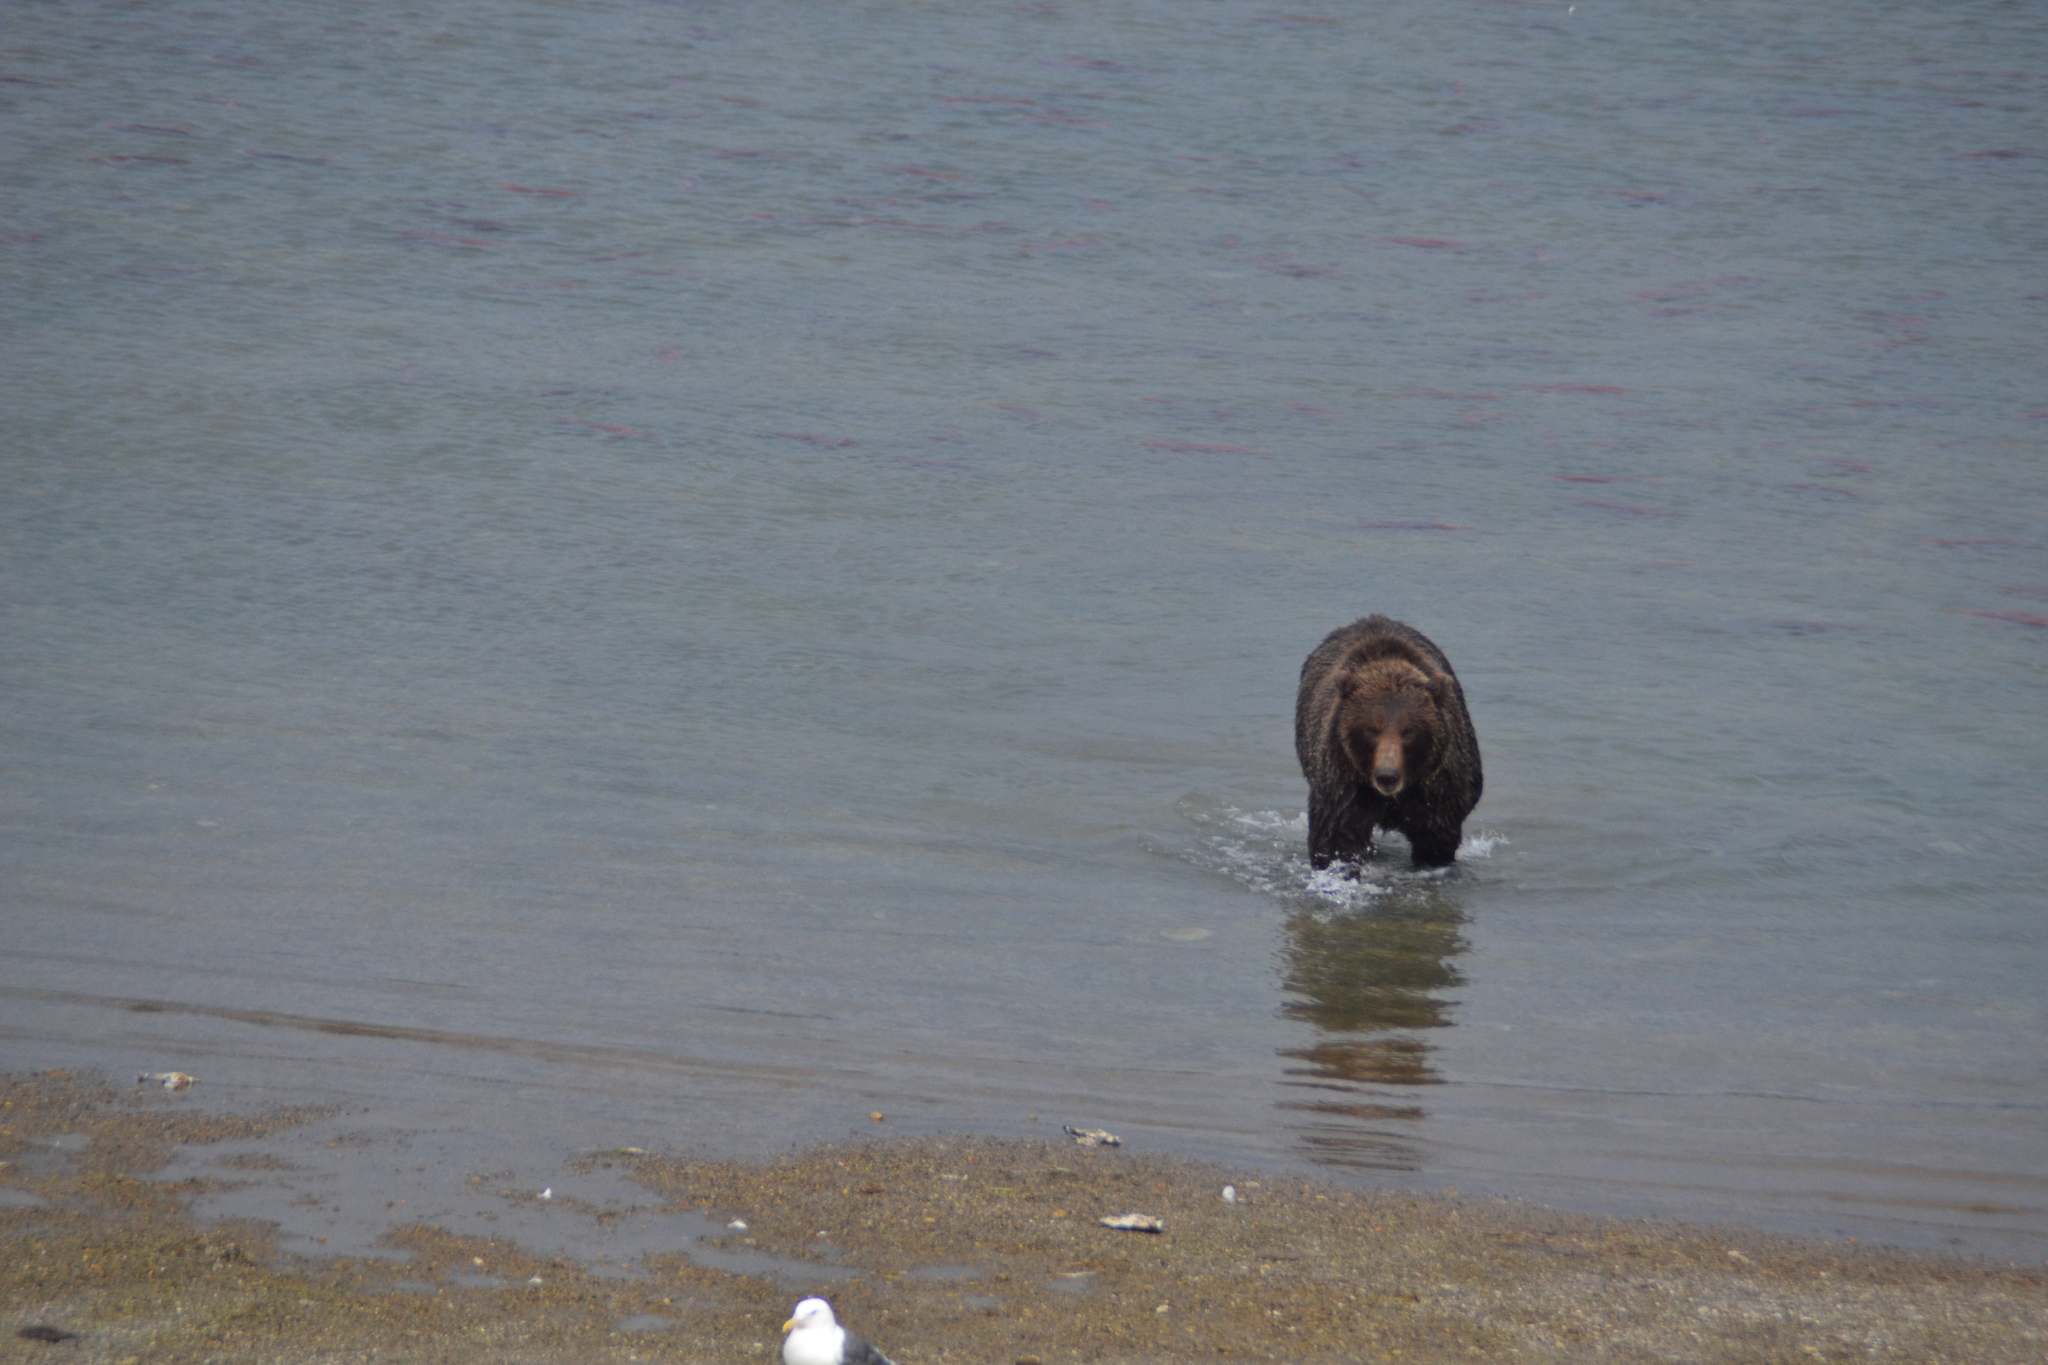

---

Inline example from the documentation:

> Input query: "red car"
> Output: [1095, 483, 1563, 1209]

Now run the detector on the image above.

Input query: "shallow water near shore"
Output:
[4, 0, 2046, 1265]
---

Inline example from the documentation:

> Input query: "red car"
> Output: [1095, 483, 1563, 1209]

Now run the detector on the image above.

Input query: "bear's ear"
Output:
[1335, 675, 1357, 700]
[1424, 673, 1451, 703]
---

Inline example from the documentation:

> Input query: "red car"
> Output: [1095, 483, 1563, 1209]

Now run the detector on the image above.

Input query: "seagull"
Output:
[782, 1297, 897, 1365]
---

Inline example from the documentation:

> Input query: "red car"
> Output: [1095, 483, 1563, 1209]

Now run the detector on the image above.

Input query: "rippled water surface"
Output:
[4, 1, 2045, 1261]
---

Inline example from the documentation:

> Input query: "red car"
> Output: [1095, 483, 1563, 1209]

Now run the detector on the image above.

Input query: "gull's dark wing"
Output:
[841, 1332, 897, 1365]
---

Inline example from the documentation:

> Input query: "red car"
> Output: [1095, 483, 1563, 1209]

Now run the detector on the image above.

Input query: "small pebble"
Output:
[728, 1219, 748, 1231]
[1222, 1185, 1238, 1203]
[540, 1187, 553, 1200]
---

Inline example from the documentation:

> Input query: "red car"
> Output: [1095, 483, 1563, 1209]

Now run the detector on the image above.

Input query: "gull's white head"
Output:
[783, 1297, 846, 1365]
[783, 1297, 838, 1335]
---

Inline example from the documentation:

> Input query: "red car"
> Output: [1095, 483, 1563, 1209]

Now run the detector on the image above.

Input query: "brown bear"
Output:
[1294, 615, 1482, 869]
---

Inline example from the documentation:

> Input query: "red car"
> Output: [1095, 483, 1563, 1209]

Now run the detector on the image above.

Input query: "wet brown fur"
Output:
[1296, 616, 1482, 869]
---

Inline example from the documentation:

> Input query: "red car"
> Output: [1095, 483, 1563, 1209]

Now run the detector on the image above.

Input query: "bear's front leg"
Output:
[1307, 795, 1376, 869]
[1405, 824, 1462, 868]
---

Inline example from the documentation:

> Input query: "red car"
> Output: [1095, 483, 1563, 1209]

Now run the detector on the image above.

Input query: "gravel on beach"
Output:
[2, 1071, 2042, 1363]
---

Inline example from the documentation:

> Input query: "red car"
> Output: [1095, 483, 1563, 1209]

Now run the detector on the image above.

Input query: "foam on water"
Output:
[1456, 833, 1505, 861]
[1172, 800, 1363, 904]
[1174, 799, 1505, 907]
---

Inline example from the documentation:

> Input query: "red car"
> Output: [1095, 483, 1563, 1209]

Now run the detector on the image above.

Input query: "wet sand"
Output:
[3, 1072, 2042, 1363]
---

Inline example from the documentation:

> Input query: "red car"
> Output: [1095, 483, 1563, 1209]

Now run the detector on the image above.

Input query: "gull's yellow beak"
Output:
[783, 1316, 799, 1333]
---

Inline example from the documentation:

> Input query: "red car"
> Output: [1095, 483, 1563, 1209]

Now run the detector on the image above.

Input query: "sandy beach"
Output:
[2, 1071, 2042, 1363]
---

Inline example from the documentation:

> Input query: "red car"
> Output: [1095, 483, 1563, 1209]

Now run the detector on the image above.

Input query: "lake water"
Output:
[4, 0, 2045, 1263]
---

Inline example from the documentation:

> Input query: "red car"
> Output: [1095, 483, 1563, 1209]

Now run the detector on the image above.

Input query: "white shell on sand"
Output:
[138, 1072, 197, 1090]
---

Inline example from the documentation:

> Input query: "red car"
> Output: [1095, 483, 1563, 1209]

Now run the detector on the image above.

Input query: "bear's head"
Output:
[1336, 659, 1448, 799]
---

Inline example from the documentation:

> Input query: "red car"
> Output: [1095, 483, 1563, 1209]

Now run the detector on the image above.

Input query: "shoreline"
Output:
[4, 1071, 2043, 1363]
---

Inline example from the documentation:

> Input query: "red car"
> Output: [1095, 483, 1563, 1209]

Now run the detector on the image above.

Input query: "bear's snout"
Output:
[1369, 733, 1407, 796]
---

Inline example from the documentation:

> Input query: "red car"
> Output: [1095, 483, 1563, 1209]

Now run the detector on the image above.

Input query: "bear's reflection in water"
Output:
[1277, 883, 1468, 1169]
